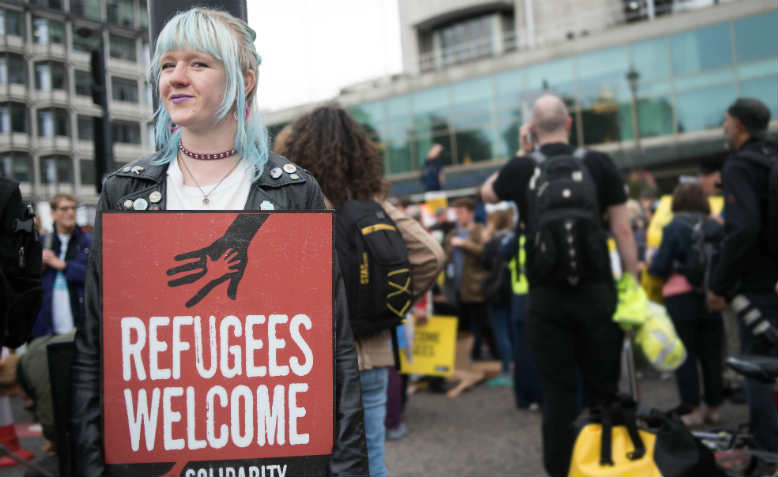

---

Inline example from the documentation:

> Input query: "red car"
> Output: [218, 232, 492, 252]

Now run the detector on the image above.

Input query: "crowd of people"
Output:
[0, 7, 774, 477]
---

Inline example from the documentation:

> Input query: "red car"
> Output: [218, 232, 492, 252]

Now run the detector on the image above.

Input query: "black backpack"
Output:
[0, 178, 43, 348]
[739, 145, 778, 260]
[525, 148, 609, 287]
[480, 230, 513, 306]
[335, 200, 412, 338]
[671, 212, 710, 290]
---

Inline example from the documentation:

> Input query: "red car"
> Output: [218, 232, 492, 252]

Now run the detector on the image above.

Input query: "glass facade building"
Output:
[276, 8, 776, 194]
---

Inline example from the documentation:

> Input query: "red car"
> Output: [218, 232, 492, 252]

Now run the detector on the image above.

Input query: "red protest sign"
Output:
[101, 212, 334, 476]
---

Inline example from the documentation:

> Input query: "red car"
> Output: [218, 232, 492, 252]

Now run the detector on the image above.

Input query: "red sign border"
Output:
[99, 210, 336, 473]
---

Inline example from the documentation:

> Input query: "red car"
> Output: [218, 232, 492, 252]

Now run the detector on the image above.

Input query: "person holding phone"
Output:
[481, 94, 638, 477]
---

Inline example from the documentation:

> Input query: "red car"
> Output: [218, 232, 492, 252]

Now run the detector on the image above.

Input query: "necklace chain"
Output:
[178, 154, 242, 206]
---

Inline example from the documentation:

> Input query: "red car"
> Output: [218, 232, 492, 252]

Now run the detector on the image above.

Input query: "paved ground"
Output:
[384, 367, 749, 476]
[0, 366, 751, 477]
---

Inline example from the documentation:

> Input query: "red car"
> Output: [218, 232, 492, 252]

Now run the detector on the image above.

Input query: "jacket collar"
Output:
[113, 151, 306, 189]
[111, 151, 308, 211]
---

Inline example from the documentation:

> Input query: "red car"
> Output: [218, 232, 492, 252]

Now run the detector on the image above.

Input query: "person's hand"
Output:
[519, 124, 535, 155]
[0, 354, 25, 398]
[42, 249, 65, 270]
[450, 236, 466, 247]
[167, 239, 248, 308]
[707, 291, 728, 312]
[415, 307, 429, 327]
[167, 214, 268, 308]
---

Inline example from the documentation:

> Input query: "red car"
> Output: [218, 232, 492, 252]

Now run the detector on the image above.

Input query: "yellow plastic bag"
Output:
[634, 302, 687, 372]
[613, 273, 649, 330]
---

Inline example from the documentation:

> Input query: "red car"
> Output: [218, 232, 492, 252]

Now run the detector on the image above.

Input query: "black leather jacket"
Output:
[71, 152, 368, 476]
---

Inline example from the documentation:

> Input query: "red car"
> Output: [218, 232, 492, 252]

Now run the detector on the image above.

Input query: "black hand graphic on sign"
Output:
[166, 213, 268, 307]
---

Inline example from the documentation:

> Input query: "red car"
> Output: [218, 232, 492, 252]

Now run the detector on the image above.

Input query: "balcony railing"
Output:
[419, 0, 741, 72]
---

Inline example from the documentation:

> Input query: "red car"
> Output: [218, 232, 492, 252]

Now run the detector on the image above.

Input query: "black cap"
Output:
[727, 97, 770, 138]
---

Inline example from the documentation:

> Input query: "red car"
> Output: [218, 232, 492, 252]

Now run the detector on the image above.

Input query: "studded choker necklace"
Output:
[178, 140, 237, 160]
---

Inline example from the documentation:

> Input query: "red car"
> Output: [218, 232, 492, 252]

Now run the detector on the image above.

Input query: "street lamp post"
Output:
[626, 66, 641, 167]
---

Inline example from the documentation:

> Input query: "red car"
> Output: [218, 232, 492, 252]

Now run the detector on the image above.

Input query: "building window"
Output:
[675, 83, 737, 133]
[139, 0, 148, 28]
[78, 116, 94, 140]
[33, 17, 65, 45]
[109, 34, 136, 62]
[0, 103, 27, 133]
[75, 70, 92, 97]
[73, 28, 99, 52]
[419, 12, 512, 71]
[112, 120, 140, 144]
[0, 54, 26, 85]
[111, 77, 138, 103]
[71, 0, 102, 21]
[0, 9, 24, 37]
[671, 23, 732, 76]
[35, 62, 67, 91]
[80, 159, 95, 185]
[107, 0, 135, 28]
[734, 12, 778, 64]
[41, 155, 72, 186]
[0, 153, 31, 183]
[37, 108, 69, 137]
[31, 0, 64, 10]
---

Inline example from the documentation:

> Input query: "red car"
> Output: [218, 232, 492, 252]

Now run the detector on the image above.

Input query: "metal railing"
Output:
[419, 0, 741, 72]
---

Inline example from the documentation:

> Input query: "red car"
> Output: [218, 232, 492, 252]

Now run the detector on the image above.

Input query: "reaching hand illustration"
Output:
[166, 213, 268, 307]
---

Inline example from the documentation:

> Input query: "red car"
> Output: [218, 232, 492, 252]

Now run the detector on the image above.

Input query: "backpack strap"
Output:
[600, 405, 614, 466]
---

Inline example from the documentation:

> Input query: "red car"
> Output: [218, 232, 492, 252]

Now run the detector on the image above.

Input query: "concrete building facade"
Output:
[265, 0, 777, 197]
[0, 0, 154, 213]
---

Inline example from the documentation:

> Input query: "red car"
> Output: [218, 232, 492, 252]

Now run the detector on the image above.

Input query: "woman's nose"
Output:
[168, 63, 189, 87]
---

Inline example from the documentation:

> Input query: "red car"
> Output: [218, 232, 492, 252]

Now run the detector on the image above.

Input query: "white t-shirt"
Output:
[166, 158, 252, 211]
[51, 233, 75, 334]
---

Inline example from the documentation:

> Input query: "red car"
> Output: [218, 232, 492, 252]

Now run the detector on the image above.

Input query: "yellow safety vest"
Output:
[508, 234, 529, 295]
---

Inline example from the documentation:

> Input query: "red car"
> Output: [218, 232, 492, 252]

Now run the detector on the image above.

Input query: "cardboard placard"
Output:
[101, 212, 334, 477]
[398, 315, 457, 377]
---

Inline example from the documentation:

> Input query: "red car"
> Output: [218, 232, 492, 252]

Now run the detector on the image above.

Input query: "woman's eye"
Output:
[193, 61, 208, 68]
[161, 63, 174, 70]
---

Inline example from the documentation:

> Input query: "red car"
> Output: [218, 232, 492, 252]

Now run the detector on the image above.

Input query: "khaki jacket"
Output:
[356, 200, 446, 370]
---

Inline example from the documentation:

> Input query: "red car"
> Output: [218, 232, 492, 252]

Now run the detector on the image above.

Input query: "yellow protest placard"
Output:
[399, 315, 457, 377]
[424, 191, 448, 215]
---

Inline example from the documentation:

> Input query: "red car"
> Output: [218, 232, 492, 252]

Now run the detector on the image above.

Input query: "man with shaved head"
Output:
[482, 94, 638, 476]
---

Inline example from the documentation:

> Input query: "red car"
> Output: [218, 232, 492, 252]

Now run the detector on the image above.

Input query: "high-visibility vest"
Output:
[508, 234, 529, 295]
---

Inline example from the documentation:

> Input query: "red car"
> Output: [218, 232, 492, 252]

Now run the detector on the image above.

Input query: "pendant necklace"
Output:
[178, 154, 242, 206]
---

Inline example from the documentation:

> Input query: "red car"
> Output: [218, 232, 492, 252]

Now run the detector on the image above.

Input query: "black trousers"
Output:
[526, 283, 622, 477]
[664, 292, 723, 408]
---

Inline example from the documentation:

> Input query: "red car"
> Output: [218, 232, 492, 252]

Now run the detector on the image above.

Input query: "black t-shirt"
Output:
[492, 143, 627, 286]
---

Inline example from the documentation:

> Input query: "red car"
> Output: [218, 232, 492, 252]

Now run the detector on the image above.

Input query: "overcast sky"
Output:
[248, 0, 403, 112]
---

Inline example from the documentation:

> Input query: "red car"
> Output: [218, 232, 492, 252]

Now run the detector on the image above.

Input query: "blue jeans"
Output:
[737, 294, 777, 453]
[488, 304, 513, 374]
[510, 294, 542, 408]
[360, 367, 389, 476]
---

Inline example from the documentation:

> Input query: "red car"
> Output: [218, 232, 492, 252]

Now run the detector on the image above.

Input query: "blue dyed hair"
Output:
[148, 8, 269, 178]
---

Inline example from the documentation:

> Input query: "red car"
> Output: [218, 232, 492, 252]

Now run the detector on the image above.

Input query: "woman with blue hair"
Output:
[70, 8, 367, 476]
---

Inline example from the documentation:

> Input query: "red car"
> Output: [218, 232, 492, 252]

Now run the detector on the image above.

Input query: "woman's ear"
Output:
[244, 69, 256, 99]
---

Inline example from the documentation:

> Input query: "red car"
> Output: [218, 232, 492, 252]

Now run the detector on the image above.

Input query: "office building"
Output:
[265, 0, 777, 196]
[0, 0, 154, 213]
